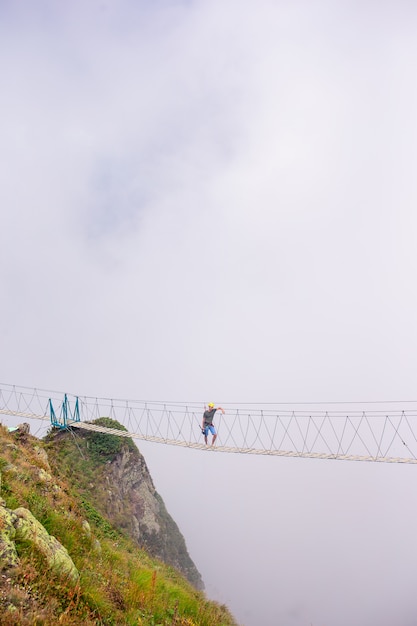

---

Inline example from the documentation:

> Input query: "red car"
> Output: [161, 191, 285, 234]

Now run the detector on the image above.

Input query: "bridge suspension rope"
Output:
[1, 383, 417, 464]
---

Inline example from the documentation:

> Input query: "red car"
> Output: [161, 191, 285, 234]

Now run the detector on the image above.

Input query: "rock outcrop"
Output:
[0, 501, 79, 584]
[0, 502, 19, 569]
[100, 446, 203, 589]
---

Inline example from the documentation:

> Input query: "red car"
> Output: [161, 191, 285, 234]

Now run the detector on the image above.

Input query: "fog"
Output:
[1, 1, 417, 624]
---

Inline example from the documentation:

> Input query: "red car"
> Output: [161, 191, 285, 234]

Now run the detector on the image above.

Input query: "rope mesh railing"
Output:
[1, 383, 417, 463]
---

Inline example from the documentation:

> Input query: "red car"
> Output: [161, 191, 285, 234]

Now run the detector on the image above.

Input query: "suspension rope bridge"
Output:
[1, 383, 417, 464]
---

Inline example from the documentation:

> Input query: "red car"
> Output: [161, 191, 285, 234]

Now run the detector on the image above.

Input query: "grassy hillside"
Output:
[0, 424, 238, 625]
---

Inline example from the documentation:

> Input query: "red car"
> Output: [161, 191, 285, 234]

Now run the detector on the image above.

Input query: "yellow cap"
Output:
[208, 402, 214, 408]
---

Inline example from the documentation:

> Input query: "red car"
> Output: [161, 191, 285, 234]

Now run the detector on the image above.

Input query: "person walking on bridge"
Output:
[202, 403, 225, 446]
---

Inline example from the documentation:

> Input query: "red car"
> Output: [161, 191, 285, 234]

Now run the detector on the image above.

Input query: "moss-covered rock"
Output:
[0, 498, 79, 583]
[38, 468, 52, 483]
[33, 446, 50, 470]
[0, 504, 19, 570]
[14, 507, 79, 584]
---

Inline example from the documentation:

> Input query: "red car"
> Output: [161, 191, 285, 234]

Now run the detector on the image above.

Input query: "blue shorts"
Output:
[203, 424, 216, 435]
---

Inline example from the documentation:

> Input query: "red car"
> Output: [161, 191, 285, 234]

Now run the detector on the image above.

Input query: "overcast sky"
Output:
[2, 1, 417, 624]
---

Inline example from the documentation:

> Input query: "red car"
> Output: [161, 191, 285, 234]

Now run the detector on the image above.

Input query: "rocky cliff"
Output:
[46, 418, 203, 590]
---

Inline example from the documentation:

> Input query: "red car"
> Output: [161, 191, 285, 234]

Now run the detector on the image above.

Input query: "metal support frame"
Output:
[49, 395, 80, 429]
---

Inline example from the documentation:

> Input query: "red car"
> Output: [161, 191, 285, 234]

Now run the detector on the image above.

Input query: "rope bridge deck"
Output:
[1, 384, 417, 464]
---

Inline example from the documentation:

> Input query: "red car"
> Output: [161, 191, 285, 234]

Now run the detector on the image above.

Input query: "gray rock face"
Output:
[92, 446, 203, 590]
